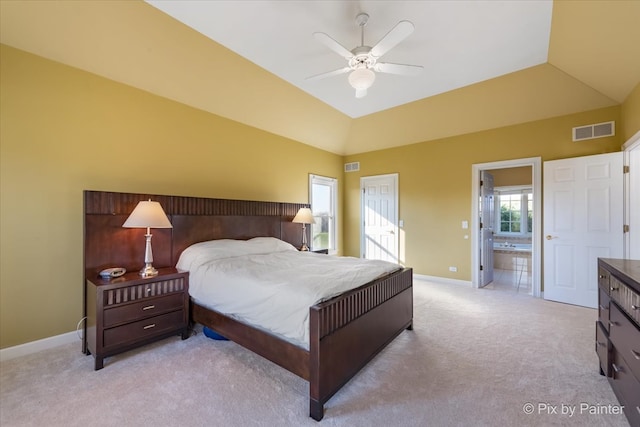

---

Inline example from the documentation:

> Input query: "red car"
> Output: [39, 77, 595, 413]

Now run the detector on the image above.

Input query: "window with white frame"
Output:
[494, 186, 532, 235]
[309, 174, 337, 252]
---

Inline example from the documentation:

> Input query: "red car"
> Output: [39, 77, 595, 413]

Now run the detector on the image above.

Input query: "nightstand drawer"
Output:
[103, 293, 184, 328]
[102, 276, 186, 307]
[609, 303, 640, 382]
[103, 310, 185, 349]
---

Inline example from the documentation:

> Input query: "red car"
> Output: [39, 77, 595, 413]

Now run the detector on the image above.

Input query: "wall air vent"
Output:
[573, 121, 615, 142]
[344, 162, 360, 172]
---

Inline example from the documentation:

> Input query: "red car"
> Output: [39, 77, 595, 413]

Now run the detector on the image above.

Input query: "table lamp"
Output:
[292, 207, 315, 251]
[122, 200, 172, 277]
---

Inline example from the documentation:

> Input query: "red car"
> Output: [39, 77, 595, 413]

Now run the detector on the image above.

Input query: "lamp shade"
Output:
[122, 200, 172, 229]
[292, 207, 315, 224]
[348, 68, 375, 90]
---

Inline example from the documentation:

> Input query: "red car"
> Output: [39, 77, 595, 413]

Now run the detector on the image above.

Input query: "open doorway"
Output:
[471, 158, 542, 298]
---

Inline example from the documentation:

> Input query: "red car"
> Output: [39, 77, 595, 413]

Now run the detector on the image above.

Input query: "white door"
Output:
[361, 174, 398, 262]
[543, 152, 623, 308]
[479, 171, 494, 286]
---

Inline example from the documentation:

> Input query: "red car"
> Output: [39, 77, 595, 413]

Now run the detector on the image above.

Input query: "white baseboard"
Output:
[413, 273, 472, 287]
[0, 331, 78, 362]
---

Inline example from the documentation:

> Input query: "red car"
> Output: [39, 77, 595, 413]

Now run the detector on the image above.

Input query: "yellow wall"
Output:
[488, 167, 532, 187]
[621, 82, 640, 142]
[343, 107, 622, 278]
[0, 45, 343, 348]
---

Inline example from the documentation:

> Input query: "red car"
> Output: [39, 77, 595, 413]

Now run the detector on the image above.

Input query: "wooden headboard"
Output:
[84, 190, 308, 275]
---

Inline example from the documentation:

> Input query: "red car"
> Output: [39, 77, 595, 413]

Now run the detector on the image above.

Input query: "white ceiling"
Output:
[146, 0, 553, 118]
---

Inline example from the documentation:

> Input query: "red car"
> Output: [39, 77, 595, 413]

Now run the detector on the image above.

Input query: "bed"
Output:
[84, 190, 413, 420]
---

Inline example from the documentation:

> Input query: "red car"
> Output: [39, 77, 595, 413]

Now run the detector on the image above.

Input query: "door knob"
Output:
[546, 235, 555, 240]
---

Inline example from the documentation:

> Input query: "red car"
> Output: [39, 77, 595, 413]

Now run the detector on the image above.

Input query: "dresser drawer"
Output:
[598, 267, 610, 295]
[610, 349, 640, 427]
[609, 303, 640, 382]
[616, 280, 640, 325]
[599, 288, 611, 332]
[103, 310, 185, 349]
[595, 321, 611, 377]
[103, 293, 185, 328]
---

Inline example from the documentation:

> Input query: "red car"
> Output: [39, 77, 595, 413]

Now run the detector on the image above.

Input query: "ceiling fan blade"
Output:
[313, 32, 353, 59]
[370, 20, 414, 58]
[305, 67, 351, 81]
[374, 62, 423, 76]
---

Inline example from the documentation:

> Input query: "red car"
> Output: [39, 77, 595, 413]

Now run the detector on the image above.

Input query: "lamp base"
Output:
[139, 264, 159, 278]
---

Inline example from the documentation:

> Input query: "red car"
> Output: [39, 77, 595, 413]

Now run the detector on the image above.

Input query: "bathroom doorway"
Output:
[471, 158, 542, 297]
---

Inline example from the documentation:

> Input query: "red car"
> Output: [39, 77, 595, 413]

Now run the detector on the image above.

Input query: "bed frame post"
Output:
[307, 268, 413, 421]
[309, 307, 324, 421]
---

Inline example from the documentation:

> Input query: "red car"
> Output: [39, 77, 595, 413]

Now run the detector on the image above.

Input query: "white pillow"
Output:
[246, 237, 296, 253]
[176, 237, 295, 271]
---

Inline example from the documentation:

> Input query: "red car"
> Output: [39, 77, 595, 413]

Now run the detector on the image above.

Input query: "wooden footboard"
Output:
[308, 267, 413, 420]
[191, 267, 413, 421]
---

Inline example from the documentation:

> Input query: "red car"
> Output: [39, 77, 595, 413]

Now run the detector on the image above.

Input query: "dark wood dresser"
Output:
[84, 268, 189, 370]
[597, 258, 640, 426]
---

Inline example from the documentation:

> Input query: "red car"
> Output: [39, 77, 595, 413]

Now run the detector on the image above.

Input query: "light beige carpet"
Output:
[0, 278, 629, 427]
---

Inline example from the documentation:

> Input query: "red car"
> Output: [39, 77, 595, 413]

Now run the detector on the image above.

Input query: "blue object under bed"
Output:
[203, 326, 228, 341]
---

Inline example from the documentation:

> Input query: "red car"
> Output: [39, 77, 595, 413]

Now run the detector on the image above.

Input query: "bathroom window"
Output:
[309, 174, 338, 253]
[494, 187, 532, 235]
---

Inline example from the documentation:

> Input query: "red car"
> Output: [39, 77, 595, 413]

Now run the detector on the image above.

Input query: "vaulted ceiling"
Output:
[1, 1, 639, 155]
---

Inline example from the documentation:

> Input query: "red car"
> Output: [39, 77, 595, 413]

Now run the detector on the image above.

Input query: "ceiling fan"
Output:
[307, 12, 424, 99]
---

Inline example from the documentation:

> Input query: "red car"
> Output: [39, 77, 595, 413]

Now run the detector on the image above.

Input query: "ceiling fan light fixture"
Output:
[348, 67, 375, 94]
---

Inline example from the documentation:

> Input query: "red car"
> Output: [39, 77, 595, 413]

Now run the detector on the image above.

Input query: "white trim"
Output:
[471, 157, 542, 298]
[621, 130, 640, 151]
[623, 130, 640, 259]
[309, 174, 338, 254]
[0, 331, 78, 362]
[413, 274, 472, 287]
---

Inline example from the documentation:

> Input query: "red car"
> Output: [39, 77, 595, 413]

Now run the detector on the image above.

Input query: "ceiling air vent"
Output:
[573, 121, 615, 142]
[344, 162, 360, 172]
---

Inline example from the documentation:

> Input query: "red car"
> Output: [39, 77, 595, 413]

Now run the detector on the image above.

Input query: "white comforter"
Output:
[176, 238, 400, 349]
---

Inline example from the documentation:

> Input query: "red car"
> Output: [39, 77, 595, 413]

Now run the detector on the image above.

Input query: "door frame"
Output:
[623, 130, 640, 259]
[471, 157, 542, 297]
[360, 173, 399, 261]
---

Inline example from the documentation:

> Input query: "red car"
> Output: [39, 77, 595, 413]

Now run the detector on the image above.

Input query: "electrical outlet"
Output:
[449, 266, 457, 272]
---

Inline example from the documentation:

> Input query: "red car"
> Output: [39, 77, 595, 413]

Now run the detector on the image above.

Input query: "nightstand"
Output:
[84, 267, 189, 370]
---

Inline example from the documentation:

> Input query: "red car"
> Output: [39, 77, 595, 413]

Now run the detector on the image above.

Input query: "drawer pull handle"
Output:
[632, 304, 639, 310]
[632, 349, 640, 360]
[610, 286, 617, 292]
[612, 363, 623, 374]
[146, 288, 152, 293]
[142, 305, 155, 311]
[599, 274, 606, 279]
[609, 321, 619, 327]
[143, 324, 156, 330]
[596, 341, 606, 348]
